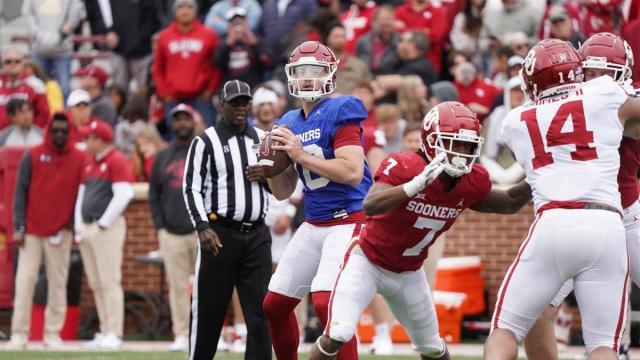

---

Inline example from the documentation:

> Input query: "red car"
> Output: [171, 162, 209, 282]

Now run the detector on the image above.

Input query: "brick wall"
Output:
[76, 192, 536, 330]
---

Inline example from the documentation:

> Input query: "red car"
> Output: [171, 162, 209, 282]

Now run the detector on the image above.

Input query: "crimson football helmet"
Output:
[579, 32, 633, 84]
[421, 101, 484, 178]
[520, 39, 584, 101]
[285, 41, 338, 102]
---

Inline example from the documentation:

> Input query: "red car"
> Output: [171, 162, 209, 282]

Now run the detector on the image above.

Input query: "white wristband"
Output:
[403, 177, 423, 197]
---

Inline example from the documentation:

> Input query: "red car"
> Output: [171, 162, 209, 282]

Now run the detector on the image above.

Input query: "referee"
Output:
[183, 80, 272, 360]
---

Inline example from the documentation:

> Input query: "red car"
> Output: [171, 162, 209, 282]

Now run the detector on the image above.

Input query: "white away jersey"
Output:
[501, 76, 628, 213]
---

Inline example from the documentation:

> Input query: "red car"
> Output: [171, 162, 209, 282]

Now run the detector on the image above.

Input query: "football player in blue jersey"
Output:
[262, 41, 371, 360]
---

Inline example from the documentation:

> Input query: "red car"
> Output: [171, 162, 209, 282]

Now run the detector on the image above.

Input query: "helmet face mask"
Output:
[420, 102, 484, 178]
[285, 42, 338, 103]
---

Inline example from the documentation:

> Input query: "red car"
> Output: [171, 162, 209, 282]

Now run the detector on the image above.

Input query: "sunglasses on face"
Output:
[3, 59, 22, 65]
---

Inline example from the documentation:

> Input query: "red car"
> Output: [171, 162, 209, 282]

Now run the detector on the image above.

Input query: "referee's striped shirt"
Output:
[183, 120, 269, 232]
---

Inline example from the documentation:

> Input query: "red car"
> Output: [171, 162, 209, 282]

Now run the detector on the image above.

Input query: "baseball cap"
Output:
[170, 103, 196, 117]
[74, 64, 109, 86]
[221, 80, 252, 102]
[79, 119, 113, 142]
[67, 89, 91, 107]
[549, 5, 570, 22]
[507, 55, 524, 68]
[226, 7, 247, 21]
[253, 88, 278, 106]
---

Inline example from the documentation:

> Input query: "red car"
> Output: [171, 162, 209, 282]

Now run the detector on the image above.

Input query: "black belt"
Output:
[211, 216, 264, 233]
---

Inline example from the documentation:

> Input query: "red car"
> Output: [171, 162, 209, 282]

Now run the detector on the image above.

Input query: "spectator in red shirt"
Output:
[340, 0, 377, 54]
[355, 6, 399, 76]
[453, 60, 500, 123]
[0, 48, 49, 130]
[153, 0, 221, 136]
[394, 0, 448, 71]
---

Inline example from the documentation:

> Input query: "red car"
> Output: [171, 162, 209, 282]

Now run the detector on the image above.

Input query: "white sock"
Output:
[234, 323, 247, 338]
[375, 323, 391, 338]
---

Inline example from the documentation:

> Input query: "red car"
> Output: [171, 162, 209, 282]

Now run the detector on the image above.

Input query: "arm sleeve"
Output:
[152, 35, 168, 98]
[33, 93, 50, 128]
[13, 152, 32, 233]
[214, 42, 231, 69]
[335, 97, 368, 127]
[74, 184, 86, 233]
[333, 124, 362, 149]
[148, 154, 164, 229]
[67, 0, 85, 29]
[98, 182, 134, 228]
[183, 137, 212, 232]
[21, 0, 38, 35]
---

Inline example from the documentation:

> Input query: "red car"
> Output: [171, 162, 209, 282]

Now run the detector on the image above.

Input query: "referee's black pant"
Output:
[189, 222, 272, 360]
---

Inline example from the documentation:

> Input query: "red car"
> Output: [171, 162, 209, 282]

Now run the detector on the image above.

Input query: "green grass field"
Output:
[0, 353, 484, 360]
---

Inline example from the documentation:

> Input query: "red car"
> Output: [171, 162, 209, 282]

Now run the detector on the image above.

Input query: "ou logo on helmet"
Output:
[523, 51, 536, 76]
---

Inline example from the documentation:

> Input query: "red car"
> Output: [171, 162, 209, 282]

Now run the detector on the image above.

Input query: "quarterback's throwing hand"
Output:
[403, 153, 446, 197]
[271, 127, 305, 163]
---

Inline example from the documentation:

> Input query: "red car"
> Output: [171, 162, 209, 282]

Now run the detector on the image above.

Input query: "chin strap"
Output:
[315, 338, 338, 357]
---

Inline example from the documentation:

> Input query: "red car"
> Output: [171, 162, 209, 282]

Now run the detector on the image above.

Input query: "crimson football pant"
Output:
[263, 291, 358, 360]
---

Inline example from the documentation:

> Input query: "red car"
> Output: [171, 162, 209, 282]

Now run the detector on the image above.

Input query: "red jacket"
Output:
[13, 115, 85, 236]
[153, 21, 221, 100]
[454, 78, 501, 123]
[394, 0, 448, 71]
[0, 74, 50, 130]
[340, 2, 377, 54]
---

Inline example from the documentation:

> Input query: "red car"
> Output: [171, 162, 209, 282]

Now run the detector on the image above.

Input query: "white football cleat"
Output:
[43, 333, 64, 349]
[370, 334, 393, 355]
[83, 332, 104, 349]
[217, 337, 229, 351]
[99, 332, 122, 350]
[6, 333, 27, 350]
[169, 335, 189, 352]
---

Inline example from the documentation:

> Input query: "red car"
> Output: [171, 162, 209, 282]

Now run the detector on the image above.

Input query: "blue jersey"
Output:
[277, 96, 372, 222]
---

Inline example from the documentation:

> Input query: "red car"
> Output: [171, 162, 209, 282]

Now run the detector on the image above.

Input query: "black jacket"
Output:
[214, 41, 264, 88]
[149, 142, 195, 234]
[85, 0, 160, 57]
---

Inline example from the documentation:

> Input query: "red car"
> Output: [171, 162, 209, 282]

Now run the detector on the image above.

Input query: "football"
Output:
[257, 126, 292, 178]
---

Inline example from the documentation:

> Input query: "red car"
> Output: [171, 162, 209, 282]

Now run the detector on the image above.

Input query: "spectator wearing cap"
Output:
[258, 0, 317, 67]
[74, 119, 134, 350]
[205, 0, 262, 37]
[184, 80, 271, 359]
[546, 5, 584, 49]
[153, 0, 221, 135]
[340, 0, 377, 54]
[83, 0, 160, 94]
[251, 87, 279, 131]
[214, 7, 265, 88]
[148, 103, 198, 352]
[428, 80, 458, 107]
[394, 0, 448, 71]
[323, 22, 371, 94]
[507, 55, 523, 79]
[75, 65, 118, 127]
[21, 0, 83, 100]
[0, 99, 44, 147]
[67, 89, 104, 135]
[8, 112, 84, 350]
[0, 48, 50, 130]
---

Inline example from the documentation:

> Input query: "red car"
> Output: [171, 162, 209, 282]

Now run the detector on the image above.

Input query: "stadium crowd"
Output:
[1, 0, 639, 356]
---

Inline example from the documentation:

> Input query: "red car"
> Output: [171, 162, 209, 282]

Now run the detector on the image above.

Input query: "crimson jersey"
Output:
[359, 151, 492, 273]
[618, 136, 640, 209]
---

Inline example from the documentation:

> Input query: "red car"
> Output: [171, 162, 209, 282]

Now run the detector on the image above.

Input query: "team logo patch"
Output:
[523, 51, 536, 76]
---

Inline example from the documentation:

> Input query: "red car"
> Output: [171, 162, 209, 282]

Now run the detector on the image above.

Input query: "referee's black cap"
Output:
[221, 80, 252, 102]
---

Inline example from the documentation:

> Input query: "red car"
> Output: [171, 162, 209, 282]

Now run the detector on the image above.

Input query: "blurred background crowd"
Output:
[1, 0, 640, 354]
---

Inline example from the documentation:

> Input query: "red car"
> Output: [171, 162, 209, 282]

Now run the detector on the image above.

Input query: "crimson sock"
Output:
[312, 291, 359, 360]
[263, 291, 300, 360]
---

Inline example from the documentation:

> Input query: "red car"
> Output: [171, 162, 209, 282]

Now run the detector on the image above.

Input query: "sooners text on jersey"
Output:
[359, 151, 492, 273]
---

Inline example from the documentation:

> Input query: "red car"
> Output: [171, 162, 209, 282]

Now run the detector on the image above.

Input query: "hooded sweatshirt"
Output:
[153, 20, 221, 99]
[13, 113, 86, 236]
[22, 0, 84, 58]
